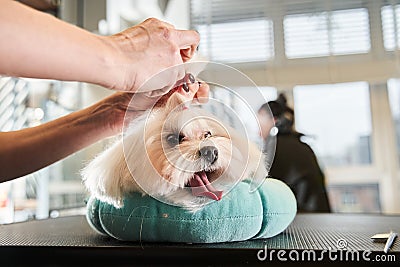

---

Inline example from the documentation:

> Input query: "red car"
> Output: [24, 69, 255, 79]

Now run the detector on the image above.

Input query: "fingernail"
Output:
[182, 82, 189, 92]
[188, 73, 195, 83]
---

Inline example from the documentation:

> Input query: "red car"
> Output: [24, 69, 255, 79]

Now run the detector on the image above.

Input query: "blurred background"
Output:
[1, 0, 400, 223]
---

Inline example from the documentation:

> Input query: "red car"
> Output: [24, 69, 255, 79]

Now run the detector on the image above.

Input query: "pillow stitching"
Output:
[99, 213, 263, 221]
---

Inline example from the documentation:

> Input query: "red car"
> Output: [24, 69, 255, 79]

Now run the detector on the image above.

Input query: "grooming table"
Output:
[0, 214, 399, 266]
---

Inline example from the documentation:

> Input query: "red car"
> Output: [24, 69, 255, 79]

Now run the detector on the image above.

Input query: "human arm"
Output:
[0, 92, 136, 182]
[0, 76, 209, 183]
[0, 0, 199, 92]
[17, 0, 58, 11]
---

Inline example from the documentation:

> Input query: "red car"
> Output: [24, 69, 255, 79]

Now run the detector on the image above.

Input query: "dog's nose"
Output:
[199, 146, 218, 164]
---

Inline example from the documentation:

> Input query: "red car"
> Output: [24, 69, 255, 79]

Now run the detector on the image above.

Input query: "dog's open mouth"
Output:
[187, 170, 223, 201]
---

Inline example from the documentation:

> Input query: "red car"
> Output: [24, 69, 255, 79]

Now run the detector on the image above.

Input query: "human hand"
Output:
[102, 18, 199, 93]
[94, 74, 209, 136]
[126, 73, 209, 111]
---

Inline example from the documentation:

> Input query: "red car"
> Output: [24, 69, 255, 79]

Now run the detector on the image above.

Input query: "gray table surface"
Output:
[0, 213, 399, 266]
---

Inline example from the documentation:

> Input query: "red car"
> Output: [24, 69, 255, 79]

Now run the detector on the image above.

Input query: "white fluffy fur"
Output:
[82, 93, 268, 211]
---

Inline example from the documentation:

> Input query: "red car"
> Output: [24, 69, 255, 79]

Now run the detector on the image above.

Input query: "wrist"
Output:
[90, 35, 122, 91]
[79, 103, 120, 138]
[96, 34, 140, 92]
[82, 94, 143, 137]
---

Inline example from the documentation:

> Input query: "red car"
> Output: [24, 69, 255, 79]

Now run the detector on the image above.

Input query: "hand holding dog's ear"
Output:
[156, 75, 210, 107]
[129, 73, 209, 112]
[96, 75, 209, 136]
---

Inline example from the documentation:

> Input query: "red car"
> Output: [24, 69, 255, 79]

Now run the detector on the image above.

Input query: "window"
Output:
[233, 86, 277, 143]
[191, 0, 274, 63]
[331, 9, 371, 55]
[208, 86, 276, 143]
[0, 78, 89, 223]
[328, 184, 381, 213]
[388, 78, 400, 162]
[258, 86, 278, 102]
[382, 4, 400, 51]
[0, 78, 29, 131]
[0, 77, 34, 223]
[284, 12, 329, 58]
[196, 19, 274, 63]
[284, 8, 371, 58]
[293, 82, 372, 167]
[191, 1, 376, 62]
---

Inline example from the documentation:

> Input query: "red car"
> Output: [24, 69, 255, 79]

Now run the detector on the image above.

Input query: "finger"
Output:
[173, 29, 200, 49]
[181, 47, 197, 62]
[167, 65, 186, 94]
[158, 74, 205, 106]
[178, 74, 199, 97]
[145, 86, 171, 97]
[165, 66, 186, 94]
[194, 81, 209, 104]
[139, 64, 184, 93]
[155, 71, 191, 105]
[155, 86, 179, 107]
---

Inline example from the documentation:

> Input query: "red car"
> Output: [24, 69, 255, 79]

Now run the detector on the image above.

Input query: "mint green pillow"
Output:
[86, 178, 297, 243]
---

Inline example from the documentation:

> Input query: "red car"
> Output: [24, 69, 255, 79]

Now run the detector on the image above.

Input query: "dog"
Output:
[82, 92, 268, 211]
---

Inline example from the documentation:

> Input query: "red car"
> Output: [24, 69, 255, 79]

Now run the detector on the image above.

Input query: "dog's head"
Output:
[84, 92, 267, 210]
[141, 93, 234, 201]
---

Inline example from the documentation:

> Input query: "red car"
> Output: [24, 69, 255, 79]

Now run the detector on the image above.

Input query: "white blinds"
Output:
[284, 8, 370, 58]
[191, 0, 273, 63]
[284, 12, 330, 58]
[331, 9, 371, 55]
[0, 78, 29, 131]
[196, 19, 274, 62]
[190, 0, 400, 63]
[382, 4, 400, 50]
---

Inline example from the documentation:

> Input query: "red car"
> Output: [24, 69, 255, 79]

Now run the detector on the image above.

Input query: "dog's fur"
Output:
[82, 93, 267, 211]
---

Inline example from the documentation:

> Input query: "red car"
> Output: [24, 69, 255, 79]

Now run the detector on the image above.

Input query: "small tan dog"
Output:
[82, 92, 267, 210]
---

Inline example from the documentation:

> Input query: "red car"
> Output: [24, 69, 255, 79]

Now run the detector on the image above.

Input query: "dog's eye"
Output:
[166, 134, 185, 147]
[204, 131, 212, 138]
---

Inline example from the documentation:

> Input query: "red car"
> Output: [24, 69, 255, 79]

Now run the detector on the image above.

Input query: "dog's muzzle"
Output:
[199, 146, 218, 164]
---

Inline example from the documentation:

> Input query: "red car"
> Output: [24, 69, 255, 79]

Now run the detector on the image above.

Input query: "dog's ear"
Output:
[165, 92, 188, 112]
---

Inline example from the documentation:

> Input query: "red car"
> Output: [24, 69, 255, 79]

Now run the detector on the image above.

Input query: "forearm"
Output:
[0, 2, 199, 92]
[0, 103, 129, 182]
[0, 0, 116, 88]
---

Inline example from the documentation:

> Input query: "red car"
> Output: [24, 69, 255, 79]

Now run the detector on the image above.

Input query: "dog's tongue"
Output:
[189, 171, 223, 201]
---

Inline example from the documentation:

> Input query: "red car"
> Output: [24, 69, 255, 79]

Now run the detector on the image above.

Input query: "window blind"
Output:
[190, 0, 400, 63]
[382, 4, 400, 51]
[284, 12, 329, 58]
[191, 0, 274, 63]
[284, 8, 371, 58]
[196, 19, 274, 62]
[0, 78, 29, 131]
